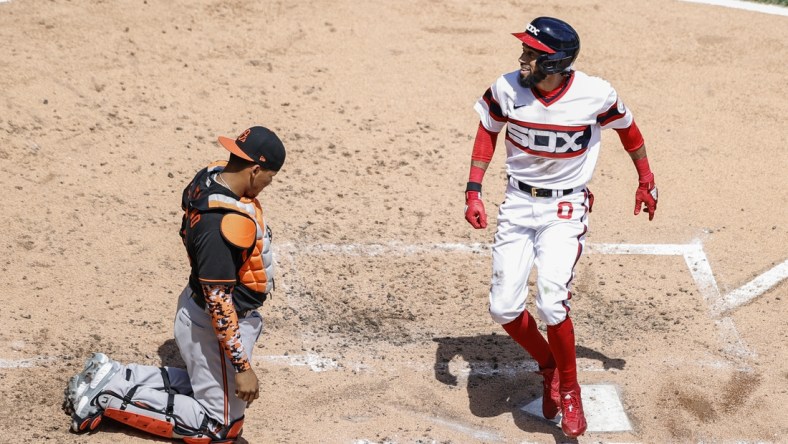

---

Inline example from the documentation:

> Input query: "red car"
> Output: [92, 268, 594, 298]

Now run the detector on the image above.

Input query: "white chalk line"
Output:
[722, 259, 788, 312]
[256, 353, 748, 376]
[256, 353, 613, 377]
[278, 241, 489, 256]
[408, 413, 503, 442]
[259, 353, 340, 372]
[679, 0, 788, 16]
[0, 355, 55, 369]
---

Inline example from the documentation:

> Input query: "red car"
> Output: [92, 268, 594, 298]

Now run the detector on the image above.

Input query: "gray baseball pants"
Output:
[96, 286, 263, 437]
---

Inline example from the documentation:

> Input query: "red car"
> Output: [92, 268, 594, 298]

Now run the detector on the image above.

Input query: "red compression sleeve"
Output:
[633, 157, 654, 183]
[471, 122, 498, 163]
[615, 121, 645, 152]
[468, 123, 498, 187]
[468, 165, 485, 184]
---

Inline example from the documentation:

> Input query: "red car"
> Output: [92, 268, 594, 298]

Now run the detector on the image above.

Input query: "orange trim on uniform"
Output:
[219, 340, 229, 425]
[235, 199, 270, 293]
[227, 418, 244, 438]
[221, 213, 256, 249]
[198, 278, 237, 283]
[103, 408, 174, 438]
[89, 415, 102, 431]
[218, 136, 253, 162]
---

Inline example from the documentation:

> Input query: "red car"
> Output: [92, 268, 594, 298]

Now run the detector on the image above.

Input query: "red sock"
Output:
[502, 311, 556, 369]
[547, 317, 578, 390]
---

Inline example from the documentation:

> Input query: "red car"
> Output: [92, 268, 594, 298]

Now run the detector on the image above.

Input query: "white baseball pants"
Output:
[489, 183, 590, 326]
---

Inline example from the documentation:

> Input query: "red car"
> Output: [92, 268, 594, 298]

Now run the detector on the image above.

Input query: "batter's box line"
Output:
[276, 241, 788, 363]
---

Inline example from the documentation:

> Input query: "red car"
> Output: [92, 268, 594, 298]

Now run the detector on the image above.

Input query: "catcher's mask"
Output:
[512, 17, 580, 75]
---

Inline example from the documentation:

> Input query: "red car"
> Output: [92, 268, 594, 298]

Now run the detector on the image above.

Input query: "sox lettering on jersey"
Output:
[506, 120, 592, 158]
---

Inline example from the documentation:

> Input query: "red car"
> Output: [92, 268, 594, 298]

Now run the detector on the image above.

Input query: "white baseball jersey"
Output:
[474, 70, 633, 190]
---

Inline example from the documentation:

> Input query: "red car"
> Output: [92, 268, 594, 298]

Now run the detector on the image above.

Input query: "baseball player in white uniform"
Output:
[62, 126, 286, 443]
[464, 17, 658, 438]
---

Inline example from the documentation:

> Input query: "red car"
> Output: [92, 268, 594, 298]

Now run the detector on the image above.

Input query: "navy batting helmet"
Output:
[513, 17, 580, 75]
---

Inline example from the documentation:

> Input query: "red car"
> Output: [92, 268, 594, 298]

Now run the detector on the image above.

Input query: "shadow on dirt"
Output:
[433, 333, 625, 440]
[157, 338, 186, 368]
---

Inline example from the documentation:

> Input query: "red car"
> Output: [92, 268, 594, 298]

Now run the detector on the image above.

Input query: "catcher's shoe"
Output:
[61, 352, 120, 433]
[560, 386, 587, 438]
[537, 368, 561, 419]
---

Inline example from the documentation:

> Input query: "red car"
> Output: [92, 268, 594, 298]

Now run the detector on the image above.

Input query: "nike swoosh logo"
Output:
[513, 104, 528, 109]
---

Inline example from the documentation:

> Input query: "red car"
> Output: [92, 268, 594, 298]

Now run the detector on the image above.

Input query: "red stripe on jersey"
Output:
[533, 72, 575, 107]
[490, 113, 507, 123]
[505, 133, 588, 159]
[483, 89, 507, 123]
[599, 112, 626, 126]
[597, 100, 627, 126]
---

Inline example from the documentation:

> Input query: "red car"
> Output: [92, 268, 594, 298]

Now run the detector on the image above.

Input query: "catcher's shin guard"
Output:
[99, 378, 244, 443]
[102, 404, 243, 442]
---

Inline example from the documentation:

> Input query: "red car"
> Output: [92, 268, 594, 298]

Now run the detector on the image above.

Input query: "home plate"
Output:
[520, 384, 633, 433]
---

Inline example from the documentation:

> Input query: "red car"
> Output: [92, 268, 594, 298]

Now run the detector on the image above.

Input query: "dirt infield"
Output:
[1, 0, 786, 443]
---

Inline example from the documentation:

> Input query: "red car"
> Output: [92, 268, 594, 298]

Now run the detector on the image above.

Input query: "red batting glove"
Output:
[634, 174, 658, 221]
[464, 191, 487, 229]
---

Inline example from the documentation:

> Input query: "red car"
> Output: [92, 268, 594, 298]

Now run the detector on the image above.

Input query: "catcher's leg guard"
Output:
[103, 404, 243, 442]
[103, 407, 174, 438]
[97, 367, 244, 443]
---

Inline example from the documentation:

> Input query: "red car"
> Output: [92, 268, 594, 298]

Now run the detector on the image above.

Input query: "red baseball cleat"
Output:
[560, 387, 587, 438]
[537, 368, 561, 419]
